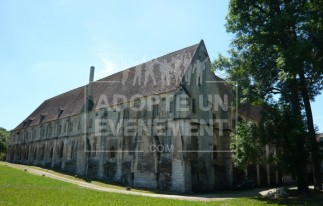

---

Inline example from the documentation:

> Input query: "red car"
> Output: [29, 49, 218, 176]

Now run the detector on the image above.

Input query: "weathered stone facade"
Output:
[7, 40, 233, 192]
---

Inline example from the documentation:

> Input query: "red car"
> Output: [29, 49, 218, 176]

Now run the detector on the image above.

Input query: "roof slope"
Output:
[238, 104, 262, 122]
[15, 41, 202, 129]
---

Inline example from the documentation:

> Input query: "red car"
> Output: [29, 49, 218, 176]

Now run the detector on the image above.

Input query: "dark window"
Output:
[109, 146, 116, 158]
[71, 141, 75, 159]
[59, 143, 64, 158]
[153, 104, 159, 116]
[40, 114, 46, 123]
[92, 137, 97, 157]
[169, 101, 174, 113]
[40, 145, 45, 160]
[213, 145, 217, 160]
[50, 147, 53, 158]
[192, 98, 196, 113]
[40, 127, 45, 137]
[58, 108, 64, 118]
[57, 124, 62, 135]
[33, 150, 36, 160]
[46, 124, 52, 138]
[124, 109, 129, 119]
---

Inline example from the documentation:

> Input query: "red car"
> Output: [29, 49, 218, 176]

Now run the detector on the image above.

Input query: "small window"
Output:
[153, 104, 159, 116]
[68, 122, 73, 132]
[57, 124, 62, 135]
[192, 98, 196, 113]
[58, 108, 64, 118]
[124, 109, 129, 119]
[213, 145, 217, 160]
[41, 127, 46, 137]
[70, 141, 75, 159]
[59, 143, 64, 158]
[46, 124, 52, 138]
[40, 114, 46, 123]
[50, 147, 53, 158]
[22, 120, 27, 127]
[169, 101, 174, 113]
[92, 137, 97, 157]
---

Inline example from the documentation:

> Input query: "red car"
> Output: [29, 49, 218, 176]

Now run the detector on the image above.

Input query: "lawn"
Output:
[0, 164, 321, 206]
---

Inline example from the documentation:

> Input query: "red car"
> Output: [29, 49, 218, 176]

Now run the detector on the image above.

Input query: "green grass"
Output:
[27, 165, 155, 193]
[27, 165, 182, 195]
[0, 164, 322, 206]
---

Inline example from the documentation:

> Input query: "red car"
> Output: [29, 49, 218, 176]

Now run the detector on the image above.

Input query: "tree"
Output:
[214, 0, 323, 193]
[259, 104, 309, 178]
[0, 127, 10, 160]
[230, 121, 262, 169]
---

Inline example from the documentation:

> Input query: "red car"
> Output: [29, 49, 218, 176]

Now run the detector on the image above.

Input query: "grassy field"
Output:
[27, 165, 158, 194]
[0, 164, 322, 206]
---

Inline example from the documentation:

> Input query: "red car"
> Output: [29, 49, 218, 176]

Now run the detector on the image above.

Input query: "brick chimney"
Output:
[89, 66, 95, 83]
[86, 66, 95, 111]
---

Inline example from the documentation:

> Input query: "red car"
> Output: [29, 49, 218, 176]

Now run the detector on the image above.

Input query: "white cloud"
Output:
[93, 52, 151, 81]
[94, 53, 118, 80]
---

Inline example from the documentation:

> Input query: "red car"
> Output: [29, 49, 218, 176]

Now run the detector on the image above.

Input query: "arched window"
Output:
[59, 142, 64, 158]
[40, 145, 45, 160]
[33, 148, 37, 160]
[70, 141, 75, 159]
[92, 137, 97, 157]
[68, 121, 73, 132]
[50, 147, 54, 158]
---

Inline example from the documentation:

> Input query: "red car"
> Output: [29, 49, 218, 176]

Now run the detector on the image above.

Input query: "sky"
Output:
[0, 0, 322, 132]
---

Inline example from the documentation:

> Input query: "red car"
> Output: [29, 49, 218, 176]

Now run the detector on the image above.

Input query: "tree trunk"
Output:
[290, 77, 309, 194]
[299, 69, 322, 190]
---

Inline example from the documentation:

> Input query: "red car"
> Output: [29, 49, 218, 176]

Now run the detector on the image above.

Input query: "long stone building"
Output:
[7, 40, 235, 192]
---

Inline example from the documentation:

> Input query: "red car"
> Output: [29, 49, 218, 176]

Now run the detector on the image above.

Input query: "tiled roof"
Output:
[15, 41, 202, 130]
[238, 104, 262, 121]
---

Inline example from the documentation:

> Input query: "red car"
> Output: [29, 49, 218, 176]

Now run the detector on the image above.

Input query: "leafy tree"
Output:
[259, 104, 309, 177]
[214, 0, 323, 193]
[230, 121, 263, 169]
[0, 127, 10, 160]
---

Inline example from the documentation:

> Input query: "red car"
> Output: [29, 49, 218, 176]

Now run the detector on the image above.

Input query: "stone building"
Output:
[7, 40, 234, 192]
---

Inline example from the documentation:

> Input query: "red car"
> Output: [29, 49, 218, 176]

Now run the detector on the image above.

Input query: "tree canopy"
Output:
[214, 0, 323, 193]
[0, 127, 10, 160]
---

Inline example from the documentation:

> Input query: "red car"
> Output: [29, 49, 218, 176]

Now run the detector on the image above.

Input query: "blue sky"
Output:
[0, 0, 322, 132]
